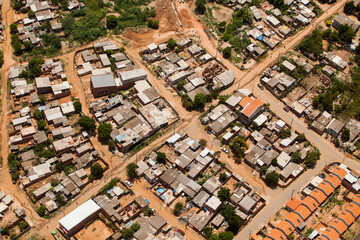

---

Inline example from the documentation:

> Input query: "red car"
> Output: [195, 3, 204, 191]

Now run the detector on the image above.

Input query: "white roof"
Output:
[167, 133, 181, 144]
[253, 114, 267, 126]
[277, 152, 291, 169]
[344, 173, 358, 184]
[59, 199, 100, 232]
[310, 176, 323, 187]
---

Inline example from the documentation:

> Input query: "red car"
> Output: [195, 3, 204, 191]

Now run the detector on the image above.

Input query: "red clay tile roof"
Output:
[329, 218, 348, 235]
[268, 228, 287, 240]
[241, 99, 265, 117]
[321, 227, 340, 240]
[294, 205, 312, 220]
[285, 212, 303, 228]
[317, 181, 334, 196]
[309, 189, 327, 204]
[301, 196, 319, 212]
[286, 198, 301, 211]
[324, 173, 342, 189]
[346, 203, 360, 218]
[277, 220, 295, 236]
[239, 96, 252, 108]
[338, 210, 355, 226]
[331, 166, 348, 180]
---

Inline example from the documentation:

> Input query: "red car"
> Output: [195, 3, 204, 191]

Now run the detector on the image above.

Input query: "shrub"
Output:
[90, 163, 104, 178]
[126, 163, 138, 180]
[156, 152, 167, 164]
[108, 139, 116, 151]
[265, 172, 279, 187]
[167, 38, 177, 50]
[217, 187, 231, 201]
[106, 15, 118, 29]
[97, 123, 112, 141]
[73, 100, 82, 113]
[78, 116, 96, 131]
[199, 139, 207, 147]
[173, 202, 183, 216]
[36, 205, 46, 217]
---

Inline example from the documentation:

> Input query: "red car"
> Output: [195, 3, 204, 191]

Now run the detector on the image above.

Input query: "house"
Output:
[93, 41, 119, 52]
[282, 60, 296, 72]
[266, 15, 280, 27]
[280, 162, 304, 181]
[90, 74, 119, 98]
[81, 50, 98, 63]
[119, 69, 147, 86]
[240, 98, 265, 126]
[277, 152, 291, 169]
[332, 13, 359, 32]
[44, 107, 63, 122]
[205, 196, 222, 213]
[99, 54, 111, 67]
[238, 195, 257, 214]
[35, 77, 51, 93]
[147, 43, 158, 53]
[51, 82, 71, 98]
[326, 118, 345, 138]
[59, 199, 101, 236]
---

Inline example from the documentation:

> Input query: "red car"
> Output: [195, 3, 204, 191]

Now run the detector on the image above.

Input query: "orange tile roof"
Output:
[268, 228, 287, 240]
[301, 196, 319, 212]
[309, 189, 327, 204]
[317, 181, 334, 196]
[286, 198, 301, 211]
[338, 210, 355, 226]
[285, 212, 303, 228]
[239, 96, 252, 108]
[251, 235, 262, 240]
[294, 205, 311, 220]
[277, 220, 295, 236]
[346, 203, 360, 218]
[329, 219, 348, 235]
[324, 173, 342, 189]
[315, 237, 328, 240]
[322, 228, 340, 240]
[352, 194, 360, 205]
[241, 99, 265, 117]
[331, 166, 348, 180]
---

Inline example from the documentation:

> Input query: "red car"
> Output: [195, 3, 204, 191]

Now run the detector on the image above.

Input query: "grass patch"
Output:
[63, 164, 76, 175]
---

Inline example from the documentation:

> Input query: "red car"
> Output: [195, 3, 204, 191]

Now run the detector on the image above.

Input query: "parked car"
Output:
[221, 148, 229, 154]
[125, 180, 132, 187]
[257, 83, 264, 90]
[283, 106, 290, 112]
[177, 229, 185, 235]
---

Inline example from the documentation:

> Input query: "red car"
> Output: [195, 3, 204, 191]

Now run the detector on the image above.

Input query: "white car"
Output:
[222, 148, 229, 154]
[125, 180, 132, 187]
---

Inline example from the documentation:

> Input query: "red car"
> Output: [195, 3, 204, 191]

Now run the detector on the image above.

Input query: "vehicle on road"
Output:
[257, 83, 264, 90]
[125, 180, 132, 187]
[221, 148, 229, 154]
[283, 106, 290, 112]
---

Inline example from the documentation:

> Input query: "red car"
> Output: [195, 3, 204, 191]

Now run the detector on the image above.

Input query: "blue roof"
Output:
[38, 106, 46, 111]
[257, 35, 264, 41]
[115, 134, 126, 142]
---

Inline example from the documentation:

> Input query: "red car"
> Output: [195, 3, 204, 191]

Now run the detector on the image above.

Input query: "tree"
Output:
[265, 172, 279, 187]
[222, 47, 232, 59]
[37, 120, 47, 131]
[304, 151, 320, 168]
[230, 136, 248, 160]
[73, 100, 82, 113]
[10, 24, 17, 34]
[194, 93, 206, 109]
[28, 10, 35, 19]
[78, 116, 96, 131]
[221, 204, 235, 220]
[156, 152, 167, 164]
[126, 163, 138, 180]
[123, 228, 135, 240]
[39, 94, 46, 105]
[130, 223, 140, 232]
[203, 226, 214, 238]
[219, 172, 228, 182]
[219, 231, 235, 240]
[55, 162, 62, 172]
[298, 28, 324, 59]
[209, 235, 221, 240]
[199, 139, 207, 147]
[342, 128, 350, 142]
[142, 206, 152, 216]
[167, 38, 177, 50]
[195, 0, 206, 14]
[11, 34, 22, 53]
[90, 163, 104, 178]
[97, 123, 112, 141]
[296, 133, 307, 143]
[33, 109, 44, 120]
[173, 202, 183, 216]
[280, 129, 291, 139]
[338, 24, 356, 44]
[108, 139, 116, 151]
[217, 187, 231, 201]
[259, 165, 268, 175]
[271, 158, 277, 166]
[28, 57, 45, 75]
[106, 15, 118, 29]
[36, 205, 46, 217]
[55, 193, 65, 204]
[291, 151, 302, 163]
[344, 1, 355, 15]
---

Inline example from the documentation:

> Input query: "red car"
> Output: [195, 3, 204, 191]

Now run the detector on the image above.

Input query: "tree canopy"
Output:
[265, 172, 279, 187]
[97, 123, 112, 141]
[78, 116, 96, 131]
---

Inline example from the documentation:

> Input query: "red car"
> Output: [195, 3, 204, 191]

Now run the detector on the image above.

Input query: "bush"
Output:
[265, 172, 279, 187]
[291, 151, 302, 163]
[280, 129, 291, 139]
[123, 228, 135, 240]
[97, 123, 112, 141]
[194, 93, 206, 109]
[73, 100, 82, 113]
[36, 205, 46, 217]
[55, 162, 62, 172]
[126, 163, 138, 180]
[90, 163, 104, 178]
[341, 128, 350, 142]
[156, 152, 167, 164]
[219, 172, 228, 182]
[217, 187, 231, 201]
[130, 223, 140, 232]
[199, 139, 207, 147]
[78, 115, 96, 131]
[29, 57, 45, 75]
[259, 165, 268, 175]
[37, 120, 47, 131]
[106, 15, 118, 29]
[219, 230, 235, 240]
[305, 151, 320, 168]
[222, 47, 232, 59]
[108, 139, 116, 151]
[33, 109, 45, 120]
[296, 133, 307, 143]
[195, 0, 206, 14]
[39, 94, 46, 105]
[173, 202, 183, 216]
[147, 20, 159, 29]
[230, 136, 248, 160]
[203, 226, 213, 238]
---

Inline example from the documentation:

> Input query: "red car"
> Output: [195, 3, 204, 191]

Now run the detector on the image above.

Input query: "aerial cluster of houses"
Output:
[142, 38, 235, 102]
[8, 59, 107, 217]
[252, 163, 360, 240]
[58, 190, 186, 240]
[12, 0, 83, 47]
[135, 131, 266, 234]
[0, 189, 30, 238]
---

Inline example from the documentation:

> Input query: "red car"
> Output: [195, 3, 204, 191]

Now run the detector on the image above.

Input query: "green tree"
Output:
[167, 38, 177, 50]
[344, 1, 355, 14]
[296, 133, 307, 143]
[219, 172, 228, 182]
[108, 139, 116, 151]
[39, 94, 46, 105]
[147, 20, 159, 29]
[298, 28, 324, 59]
[37, 120, 47, 131]
[55, 162, 62, 172]
[209, 234, 221, 240]
[338, 24, 356, 44]
[194, 93, 206, 109]
[219, 231, 235, 240]
[33, 109, 45, 120]
[78, 116, 96, 131]
[265, 172, 279, 187]
[195, 0, 206, 14]
[106, 15, 118, 29]
[11, 34, 22, 53]
[28, 57, 45, 75]
[222, 47, 232, 59]
[230, 136, 248, 160]
[217, 187, 231, 201]
[126, 163, 138, 180]
[123, 228, 135, 240]
[291, 151, 302, 163]
[36, 205, 46, 217]
[10, 24, 17, 34]
[173, 202, 183, 216]
[342, 128, 350, 142]
[97, 123, 112, 141]
[90, 163, 104, 178]
[221, 204, 235, 220]
[199, 139, 207, 147]
[73, 100, 82, 113]
[28, 10, 35, 19]
[130, 223, 140, 232]
[156, 152, 167, 164]
[203, 226, 214, 238]
[304, 151, 320, 168]
[259, 165, 268, 175]
[280, 129, 291, 139]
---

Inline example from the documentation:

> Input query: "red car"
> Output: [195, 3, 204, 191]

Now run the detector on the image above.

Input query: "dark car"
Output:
[257, 83, 264, 90]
